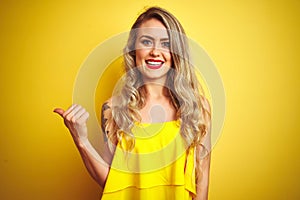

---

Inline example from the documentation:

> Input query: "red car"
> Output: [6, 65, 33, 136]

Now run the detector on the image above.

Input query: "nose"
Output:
[149, 46, 160, 57]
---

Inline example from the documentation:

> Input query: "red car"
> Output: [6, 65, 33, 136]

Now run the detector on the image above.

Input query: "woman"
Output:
[54, 6, 211, 200]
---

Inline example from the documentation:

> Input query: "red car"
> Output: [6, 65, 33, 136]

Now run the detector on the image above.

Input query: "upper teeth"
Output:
[146, 61, 163, 66]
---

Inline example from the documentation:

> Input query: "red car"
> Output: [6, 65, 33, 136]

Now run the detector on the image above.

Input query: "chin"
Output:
[140, 67, 171, 83]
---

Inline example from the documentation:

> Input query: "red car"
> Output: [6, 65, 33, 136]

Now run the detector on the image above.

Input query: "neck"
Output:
[143, 82, 169, 99]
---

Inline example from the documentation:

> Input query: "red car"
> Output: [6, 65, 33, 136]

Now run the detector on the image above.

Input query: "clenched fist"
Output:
[54, 104, 89, 142]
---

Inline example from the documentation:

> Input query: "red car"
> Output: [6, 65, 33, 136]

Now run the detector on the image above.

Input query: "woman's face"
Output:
[135, 18, 172, 83]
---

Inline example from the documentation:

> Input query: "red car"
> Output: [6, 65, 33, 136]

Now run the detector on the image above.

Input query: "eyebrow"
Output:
[139, 35, 169, 41]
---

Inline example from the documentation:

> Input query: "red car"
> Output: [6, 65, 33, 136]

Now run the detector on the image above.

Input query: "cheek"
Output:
[165, 52, 172, 64]
[135, 51, 141, 66]
[135, 49, 147, 65]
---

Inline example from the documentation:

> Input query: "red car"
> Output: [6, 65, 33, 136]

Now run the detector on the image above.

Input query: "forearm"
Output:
[54, 105, 111, 187]
[194, 153, 211, 200]
[194, 179, 209, 200]
[75, 138, 110, 187]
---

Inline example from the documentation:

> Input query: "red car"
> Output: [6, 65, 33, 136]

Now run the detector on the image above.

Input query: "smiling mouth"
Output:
[145, 60, 164, 69]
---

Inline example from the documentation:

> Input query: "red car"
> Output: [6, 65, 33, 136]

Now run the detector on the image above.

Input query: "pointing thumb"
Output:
[53, 108, 65, 117]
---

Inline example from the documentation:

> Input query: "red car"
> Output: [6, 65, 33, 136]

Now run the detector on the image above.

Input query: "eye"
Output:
[162, 41, 170, 48]
[141, 39, 153, 46]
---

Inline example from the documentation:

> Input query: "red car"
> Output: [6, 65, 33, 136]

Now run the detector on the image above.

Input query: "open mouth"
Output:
[145, 59, 164, 69]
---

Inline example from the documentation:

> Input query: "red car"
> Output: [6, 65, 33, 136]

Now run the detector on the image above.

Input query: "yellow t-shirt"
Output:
[101, 120, 196, 200]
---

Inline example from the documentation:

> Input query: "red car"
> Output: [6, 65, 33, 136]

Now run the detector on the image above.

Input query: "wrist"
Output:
[74, 137, 89, 149]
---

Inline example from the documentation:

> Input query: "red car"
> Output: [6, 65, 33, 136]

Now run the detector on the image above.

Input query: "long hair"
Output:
[106, 6, 211, 186]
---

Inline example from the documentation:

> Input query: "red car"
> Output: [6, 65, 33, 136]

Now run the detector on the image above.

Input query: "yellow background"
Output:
[0, 0, 299, 199]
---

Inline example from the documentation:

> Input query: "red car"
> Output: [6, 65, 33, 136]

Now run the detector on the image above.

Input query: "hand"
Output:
[54, 104, 89, 142]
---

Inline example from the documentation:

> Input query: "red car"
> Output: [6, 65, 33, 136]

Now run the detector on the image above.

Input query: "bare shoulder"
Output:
[100, 98, 116, 160]
[101, 98, 113, 110]
[101, 98, 113, 137]
[101, 97, 116, 117]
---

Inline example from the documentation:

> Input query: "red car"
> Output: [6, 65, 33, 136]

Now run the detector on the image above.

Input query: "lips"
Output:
[145, 59, 164, 69]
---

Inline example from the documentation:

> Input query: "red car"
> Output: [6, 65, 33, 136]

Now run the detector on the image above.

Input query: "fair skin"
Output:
[54, 18, 210, 200]
[53, 105, 110, 187]
[135, 18, 176, 123]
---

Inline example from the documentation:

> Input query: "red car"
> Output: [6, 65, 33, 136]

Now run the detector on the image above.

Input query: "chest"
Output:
[139, 100, 177, 123]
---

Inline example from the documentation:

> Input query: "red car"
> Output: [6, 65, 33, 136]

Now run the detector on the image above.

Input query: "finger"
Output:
[75, 108, 87, 122]
[62, 104, 77, 118]
[53, 108, 65, 117]
[63, 104, 79, 119]
[70, 107, 86, 123]
[66, 105, 83, 121]
[76, 112, 89, 124]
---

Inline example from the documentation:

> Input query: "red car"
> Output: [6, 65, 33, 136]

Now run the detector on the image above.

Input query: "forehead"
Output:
[137, 18, 169, 39]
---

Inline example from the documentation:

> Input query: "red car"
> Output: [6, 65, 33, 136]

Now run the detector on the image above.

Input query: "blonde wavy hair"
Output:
[105, 6, 211, 163]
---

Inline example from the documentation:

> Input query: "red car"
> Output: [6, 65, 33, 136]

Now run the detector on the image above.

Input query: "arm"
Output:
[194, 97, 212, 200]
[194, 148, 211, 200]
[75, 138, 110, 187]
[53, 104, 110, 187]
